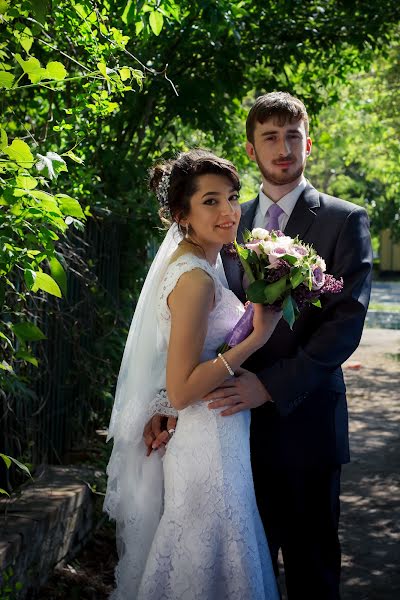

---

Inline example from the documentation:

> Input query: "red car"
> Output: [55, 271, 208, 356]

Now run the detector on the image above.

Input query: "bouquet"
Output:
[219, 227, 343, 352]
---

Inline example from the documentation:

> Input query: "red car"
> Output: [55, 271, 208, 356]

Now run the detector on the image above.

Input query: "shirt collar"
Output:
[258, 177, 308, 217]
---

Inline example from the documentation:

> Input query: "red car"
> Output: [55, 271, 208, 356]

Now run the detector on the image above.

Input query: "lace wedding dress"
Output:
[115, 253, 278, 600]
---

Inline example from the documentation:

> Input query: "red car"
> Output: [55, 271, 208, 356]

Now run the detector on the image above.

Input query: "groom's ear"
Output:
[306, 137, 312, 157]
[245, 141, 256, 162]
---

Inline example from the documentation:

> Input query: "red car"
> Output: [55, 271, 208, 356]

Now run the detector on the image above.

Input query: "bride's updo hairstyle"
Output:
[149, 149, 240, 232]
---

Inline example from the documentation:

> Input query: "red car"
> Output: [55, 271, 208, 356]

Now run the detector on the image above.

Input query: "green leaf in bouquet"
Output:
[246, 280, 267, 303]
[311, 298, 322, 308]
[234, 240, 255, 284]
[246, 249, 260, 264]
[290, 267, 306, 289]
[264, 276, 288, 303]
[282, 295, 299, 330]
[281, 253, 298, 265]
[242, 229, 252, 243]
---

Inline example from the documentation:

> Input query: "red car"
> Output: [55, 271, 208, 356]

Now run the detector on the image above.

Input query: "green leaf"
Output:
[97, 62, 108, 78]
[15, 53, 47, 84]
[264, 277, 288, 303]
[24, 268, 36, 289]
[0, 453, 11, 468]
[119, 67, 131, 81]
[0, 360, 13, 372]
[30, 189, 56, 202]
[56, 194, 85, 219]
[63, 149, 84, 164]
[4, 139, 34, 167]
[0, 127, 7, 150]
[46, 61, 67, 81]
[18, 26, 33, 53]
[246, 280, 267, 303]
[11, 321, 46, 342]
[15, 175, 38, 190]
[149, 10, 164, 36]
[32, 272, 62, 297]
[121, 0, 134, 25]
[7, 455, 32, 477]
[311, 298, 322, 308]
[31, 0, 50, 24]
[290, 267, 306, 289]
[15, 349, 39, 367]
[0, 1, 10, 16]
[0, 488, 10, 496]
[135, 21, 144, 35]
[281, 253, 298, 265]
[0, 71, 15, 89]
[0, 331, 13, 348]
[49, 256, 67, 296]
[234, 240, 258, 282]
[282, 295, 296, 329]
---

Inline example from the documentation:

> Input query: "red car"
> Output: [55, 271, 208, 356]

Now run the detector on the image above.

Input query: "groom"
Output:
[204, 92, 372, 598]
[145, 92, 372, 598]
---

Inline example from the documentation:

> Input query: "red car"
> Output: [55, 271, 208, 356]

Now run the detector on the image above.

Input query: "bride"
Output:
[104, 149, 281, 599]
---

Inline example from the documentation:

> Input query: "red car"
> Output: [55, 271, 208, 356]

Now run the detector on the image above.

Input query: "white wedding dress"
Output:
[129, 253, 279, 600]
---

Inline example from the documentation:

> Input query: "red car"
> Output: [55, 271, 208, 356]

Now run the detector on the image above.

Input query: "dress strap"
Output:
[157, 254, 222, 322]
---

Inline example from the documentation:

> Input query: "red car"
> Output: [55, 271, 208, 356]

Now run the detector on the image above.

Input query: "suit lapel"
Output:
[237, 197, 258, 243]
[284, 184, 320, 240]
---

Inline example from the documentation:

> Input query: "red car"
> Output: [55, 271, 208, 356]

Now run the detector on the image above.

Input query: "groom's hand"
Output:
[143, 414, 178, 456]
[204, 368, 272, 416]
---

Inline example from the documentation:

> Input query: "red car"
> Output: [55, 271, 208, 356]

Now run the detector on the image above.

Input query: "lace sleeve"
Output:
[147, 389, 178, 420]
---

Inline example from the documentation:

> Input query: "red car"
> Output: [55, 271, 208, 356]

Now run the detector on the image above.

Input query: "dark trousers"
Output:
[251, 460, 342, 600]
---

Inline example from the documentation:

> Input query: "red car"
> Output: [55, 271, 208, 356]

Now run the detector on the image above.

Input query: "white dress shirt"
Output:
[252, 177, 308, 231]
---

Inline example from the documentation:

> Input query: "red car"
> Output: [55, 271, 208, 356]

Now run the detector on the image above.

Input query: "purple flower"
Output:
[321, 274, 344, 294]
[311, 265, 325, 290]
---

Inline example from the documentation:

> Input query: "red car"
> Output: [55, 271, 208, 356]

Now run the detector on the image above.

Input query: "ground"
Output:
[39, 328, 400, 599]
[340, 328, 400, 600]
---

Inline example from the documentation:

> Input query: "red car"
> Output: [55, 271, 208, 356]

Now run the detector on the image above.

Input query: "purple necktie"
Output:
[267, 203, 284, 231]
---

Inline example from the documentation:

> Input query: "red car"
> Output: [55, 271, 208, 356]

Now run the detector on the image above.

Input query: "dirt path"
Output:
[340, 328, 400, 599]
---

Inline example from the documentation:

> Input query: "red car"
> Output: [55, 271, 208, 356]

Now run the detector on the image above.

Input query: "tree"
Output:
[307, 35, 400, 240]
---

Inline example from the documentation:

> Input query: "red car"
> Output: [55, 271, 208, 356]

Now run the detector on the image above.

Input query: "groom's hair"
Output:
[246, 92, 309, 143]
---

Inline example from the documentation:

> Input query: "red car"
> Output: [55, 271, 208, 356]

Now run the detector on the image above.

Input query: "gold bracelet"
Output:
[217, 352, 234, 376]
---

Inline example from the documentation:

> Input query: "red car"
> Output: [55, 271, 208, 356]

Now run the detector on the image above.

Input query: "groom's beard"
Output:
[254, 151, 306, 186]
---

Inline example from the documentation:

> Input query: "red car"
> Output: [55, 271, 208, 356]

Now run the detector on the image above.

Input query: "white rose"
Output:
[251, 227, 270, 241]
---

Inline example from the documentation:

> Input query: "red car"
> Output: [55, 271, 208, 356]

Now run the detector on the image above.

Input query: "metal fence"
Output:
[1, 214, 128, 468]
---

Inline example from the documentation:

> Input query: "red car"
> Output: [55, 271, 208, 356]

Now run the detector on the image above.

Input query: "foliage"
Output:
[0, 452, 31, 495]
[307, 35, 400, 240]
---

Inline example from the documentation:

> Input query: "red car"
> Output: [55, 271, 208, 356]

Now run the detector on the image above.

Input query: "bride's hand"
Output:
[251, 303, 282, 347]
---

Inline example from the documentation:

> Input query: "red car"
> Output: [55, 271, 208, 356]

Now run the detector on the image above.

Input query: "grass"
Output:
[369, 303, 400, 312]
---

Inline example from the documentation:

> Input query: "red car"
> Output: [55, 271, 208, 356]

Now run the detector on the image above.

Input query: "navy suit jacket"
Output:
[221, 184, 372, 467]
